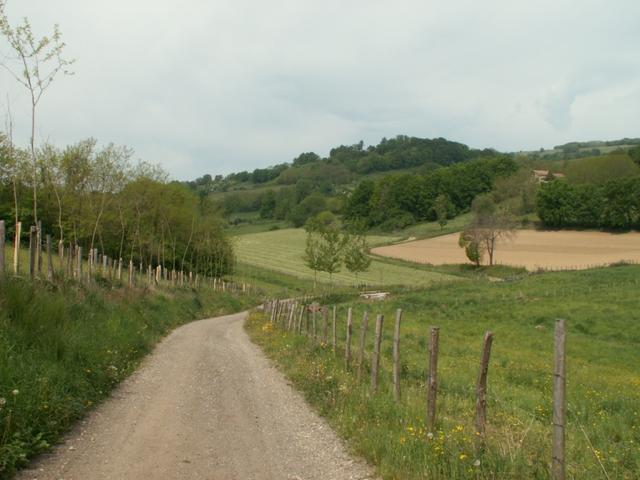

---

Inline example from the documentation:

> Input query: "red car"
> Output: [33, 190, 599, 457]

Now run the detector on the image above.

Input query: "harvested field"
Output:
[371, 229, 640, 270]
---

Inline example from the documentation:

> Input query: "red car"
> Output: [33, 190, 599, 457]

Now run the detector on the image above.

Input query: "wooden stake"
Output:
[370, 314, 384, 393]
[475, 331, 494, 450]
[46, 234, 54, 280]
[0, 220, 5, 278]
[312, 307, 317, 341]
[426, 326, 440, 433]
[76, 246, 83, 281]
[345, 307, 353, 370]
[356, 311, 369, 382]
[13, 221, 21, 275]
[296, 304, 304, 333]
[322, 306, 329, 344]
[552, 319, 566, 480]
[332, 305, 337, 353]
[392, 309, 403, 402]
[28, 226, 37, 278]
[36, 220, 42, 274]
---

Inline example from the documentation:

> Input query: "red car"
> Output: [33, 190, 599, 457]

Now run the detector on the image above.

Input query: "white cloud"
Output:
[0, 0, 638, 180]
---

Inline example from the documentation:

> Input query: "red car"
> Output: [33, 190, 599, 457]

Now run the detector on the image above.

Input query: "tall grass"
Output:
[0, 278, 257, 476]
[246, 265, 640, 479]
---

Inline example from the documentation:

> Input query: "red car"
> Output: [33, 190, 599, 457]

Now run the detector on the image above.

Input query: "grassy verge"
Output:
[0, 278, 258, 476]
[246, 265, 640, 479]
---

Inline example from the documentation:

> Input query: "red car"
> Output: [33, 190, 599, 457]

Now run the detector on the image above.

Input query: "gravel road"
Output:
[18, 312, 376, 480]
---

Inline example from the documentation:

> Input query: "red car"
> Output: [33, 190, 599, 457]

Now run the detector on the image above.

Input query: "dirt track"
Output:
[372, 230, 640, 270]
[17, 312, 375, 480]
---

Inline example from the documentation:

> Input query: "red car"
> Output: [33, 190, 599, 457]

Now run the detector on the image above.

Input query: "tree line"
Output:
[187, 136, 499, 196]
[344, 156, 518, 230]
[536, 176, 640, 230]
[0, 136, 234, 277]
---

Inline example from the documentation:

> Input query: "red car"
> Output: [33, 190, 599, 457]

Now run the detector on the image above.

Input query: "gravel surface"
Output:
[17, 312, 376, 480]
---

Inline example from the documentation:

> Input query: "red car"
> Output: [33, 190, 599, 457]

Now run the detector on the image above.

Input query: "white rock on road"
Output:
[17, 312, 376, 480]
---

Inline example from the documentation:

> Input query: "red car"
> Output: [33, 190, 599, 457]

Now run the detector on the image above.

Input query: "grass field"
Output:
[247, 264, 640, 479]
[233, 228, 461, 287]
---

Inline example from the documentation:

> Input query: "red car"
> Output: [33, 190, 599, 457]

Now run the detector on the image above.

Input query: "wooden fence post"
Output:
[370, 314, 384, 393]
[356, 311, 369, 382]
[332, 306, 337, 354]
[475, 331, 494, 451]
[392, 309, 403, 402]
[66, 244, 73, 279]
[76, 246, 83, 281]
[29, 226, 37, 279]
[297, 304, 304, 333]
[287, 302, 296, 331]
[88, 248, 93, 279]
[426, 326, 440, 433]
[36, 220, 42, 274]
[312, 307, 317, 341]
[46, 234, 54, 280]
[345, 307, 353, 370]
[13, 221, 21, 275]
[322, 306, 329, 344]
[552, 319, 566, 480]
[0, 220, 5, 278]
[58, 239, 64, 266]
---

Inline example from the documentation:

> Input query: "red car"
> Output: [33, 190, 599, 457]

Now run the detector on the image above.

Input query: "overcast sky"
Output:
[1, 0, 638, 180]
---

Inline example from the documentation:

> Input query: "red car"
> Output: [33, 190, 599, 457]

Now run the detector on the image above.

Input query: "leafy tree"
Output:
[288, 192, 326, 227]
[343, 233, 371, 288]
[461, 195, 516, 266]
[434, 194, 452, 230]
[317, 228, 345, 287]
[259, 190, 276, 218]
[458, 230, 482, 267]
[292, 151, 320, 166]
[0, 1, 74, 224]
[302, 231, 322, 289]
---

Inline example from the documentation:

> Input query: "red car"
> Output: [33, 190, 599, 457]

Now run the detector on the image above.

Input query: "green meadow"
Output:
[233, 228, 461, 287]
[246, 264, 640, 479]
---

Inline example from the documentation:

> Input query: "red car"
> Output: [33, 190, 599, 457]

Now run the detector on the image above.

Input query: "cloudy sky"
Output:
[1, 0, 638, 180]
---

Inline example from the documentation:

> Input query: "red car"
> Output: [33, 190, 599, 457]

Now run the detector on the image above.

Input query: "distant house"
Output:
[532, 169, 565, 183]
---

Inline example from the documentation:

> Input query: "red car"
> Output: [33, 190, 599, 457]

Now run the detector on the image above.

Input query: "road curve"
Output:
[18, 312, 375, 480]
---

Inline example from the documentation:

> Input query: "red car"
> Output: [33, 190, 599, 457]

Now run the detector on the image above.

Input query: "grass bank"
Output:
[246, 265, 640, 479]
[0, 278, 258, 476]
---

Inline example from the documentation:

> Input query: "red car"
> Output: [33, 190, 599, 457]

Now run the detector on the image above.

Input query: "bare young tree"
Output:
[461, 194, 516, 266]
[0, 0, 74, 223]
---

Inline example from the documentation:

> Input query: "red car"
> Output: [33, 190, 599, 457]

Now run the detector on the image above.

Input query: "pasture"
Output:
[248, 264, 640, 479]
[372, 229, 640, 271]
[233, 228, 461, 287]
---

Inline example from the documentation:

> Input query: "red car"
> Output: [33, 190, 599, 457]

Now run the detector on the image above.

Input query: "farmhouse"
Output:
[532, 169, 565, 183]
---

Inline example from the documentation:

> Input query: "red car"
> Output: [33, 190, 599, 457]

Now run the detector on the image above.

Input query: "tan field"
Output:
[371, 230, 640, 271]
